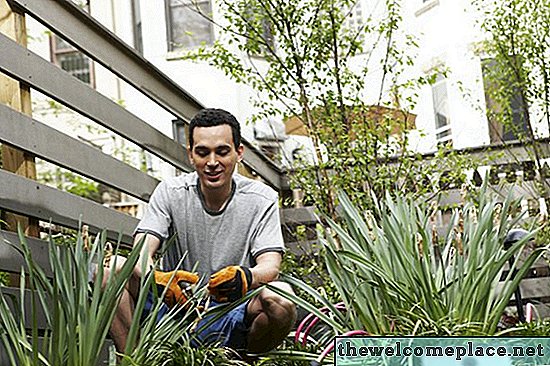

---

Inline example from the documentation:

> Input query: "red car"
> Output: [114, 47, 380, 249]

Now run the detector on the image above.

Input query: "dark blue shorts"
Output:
[193, 300, 249, 350]
[142, 291, 250, 350]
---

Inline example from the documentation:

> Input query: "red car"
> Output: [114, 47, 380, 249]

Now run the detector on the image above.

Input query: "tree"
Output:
[182, 0, 475, 217]
[473, 0, 550, 199]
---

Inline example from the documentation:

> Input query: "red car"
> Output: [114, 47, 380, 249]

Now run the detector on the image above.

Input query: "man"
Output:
[108, 108, 296, 353]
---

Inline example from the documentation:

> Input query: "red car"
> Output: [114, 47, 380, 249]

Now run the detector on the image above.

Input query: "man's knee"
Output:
[246, 282, 296, 352]
[257, 282, 297, 328]
[94, 255, 128, 288]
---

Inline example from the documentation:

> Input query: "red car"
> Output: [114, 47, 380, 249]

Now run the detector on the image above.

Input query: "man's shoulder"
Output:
[234, 174, 278, 202]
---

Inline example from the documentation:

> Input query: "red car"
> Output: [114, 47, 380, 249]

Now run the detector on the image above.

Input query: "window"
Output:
[482, 58, 529, 143]
[51, 35, 93, 86]
[243, 5, 275, 56]
[131, 0, 143, 54]
[431, 74, 452, 144]
[166, 0, 214, 51]
[341, 0, 365, 46]
[345, 1, 363, 34]
[50, 1, 93, 85]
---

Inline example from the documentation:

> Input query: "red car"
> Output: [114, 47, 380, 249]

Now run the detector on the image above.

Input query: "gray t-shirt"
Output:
[135, 172, 285, 279]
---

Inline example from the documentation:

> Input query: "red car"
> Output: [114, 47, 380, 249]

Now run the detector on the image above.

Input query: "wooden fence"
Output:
[1, 0, 550, 364]
[0, 0, 285, 363]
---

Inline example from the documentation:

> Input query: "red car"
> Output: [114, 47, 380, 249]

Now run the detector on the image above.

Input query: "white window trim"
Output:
[166, 0, 214, 53]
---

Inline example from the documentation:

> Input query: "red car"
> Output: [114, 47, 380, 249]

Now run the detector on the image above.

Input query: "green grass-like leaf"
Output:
[316, 182, 548, 336]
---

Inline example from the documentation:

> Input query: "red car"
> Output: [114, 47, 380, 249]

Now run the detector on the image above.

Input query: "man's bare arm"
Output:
[250, 251, 282, 288]
[133, 232, 161, 277]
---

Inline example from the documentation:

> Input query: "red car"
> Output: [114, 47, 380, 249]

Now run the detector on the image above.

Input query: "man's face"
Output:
[188, 124, 244, 192]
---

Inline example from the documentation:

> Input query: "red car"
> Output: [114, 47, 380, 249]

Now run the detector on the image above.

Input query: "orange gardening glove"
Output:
[207, 266, 252, 303]
[154, 270, 199, 307]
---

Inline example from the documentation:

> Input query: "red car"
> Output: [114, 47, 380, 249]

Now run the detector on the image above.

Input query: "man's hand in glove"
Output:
[207, 266, 253, 303]
[154, 270, 199, 307]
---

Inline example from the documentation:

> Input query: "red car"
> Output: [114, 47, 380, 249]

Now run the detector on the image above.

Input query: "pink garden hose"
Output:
[295, 302, 346, 346]
[310, 330, 370, 366]
[294, 303, 370, 365]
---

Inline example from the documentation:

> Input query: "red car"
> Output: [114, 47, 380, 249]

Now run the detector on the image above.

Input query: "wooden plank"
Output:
[0, 33, 192, 173]
[0, 287, 49, 331]
[280, 206, 318, 225]
[434, 181, 549, 207]
[0, 0, 39, 238]
[9, 0, 285, 189]
[241, 140, 284, 190]
[368, 138, 550, 167]
[0, 169, 138, 244]
[519, 277, 550, 300]
[0, 104, 160, 202]
[0, 230, 52, 277]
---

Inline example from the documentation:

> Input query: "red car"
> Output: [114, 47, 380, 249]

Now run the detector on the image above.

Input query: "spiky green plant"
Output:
[124, 285, 262, 366]
[319, 184, 547, 336]
[0, 226, 148, 366]
[0, 227, 248, 366]
[261, 186, 548, 365]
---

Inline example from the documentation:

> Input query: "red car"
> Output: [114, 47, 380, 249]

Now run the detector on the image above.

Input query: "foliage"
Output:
[0, 227, 246, 366]
[272, 184, 549, 351]
[0, 272, 8, 287]
[181, 0, 477, 217]
[37, 166, 100, 202]
[256, 340, 323, 366]
[280, 228, 339, 305]
[320, 183, 547, 336]
[473, 0, 550, 197]
[160, 343, 247, 366]
[0, 226, 144, 366]
[122, 284, 256, 366]
[507, 319, 550, 336]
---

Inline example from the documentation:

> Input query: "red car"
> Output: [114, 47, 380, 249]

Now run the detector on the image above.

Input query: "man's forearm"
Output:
[250, 265, 279, 288]
[133, 233, 160, 277]
[250, 252, 282, 288]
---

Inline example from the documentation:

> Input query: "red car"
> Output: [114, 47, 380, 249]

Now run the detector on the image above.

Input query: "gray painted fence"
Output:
[6, 0, 284, 189]
[1, 0, 550, 363]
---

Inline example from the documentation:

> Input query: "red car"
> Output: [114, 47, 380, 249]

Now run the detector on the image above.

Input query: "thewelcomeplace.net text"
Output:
[334, 336, 550, 366]
[336, 338, 547, 363]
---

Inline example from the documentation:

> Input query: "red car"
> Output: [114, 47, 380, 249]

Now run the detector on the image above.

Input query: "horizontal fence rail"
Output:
[7, 0, 285, 189]
[0, 33, 193, 173]
[8, 0, 203, 120]
[0, 170, 138, 243]
[435, 181, 546, 207]
[280, 206, 318, 225]
[375, 138, 550, 168]
[0, 103, 159, 202]
[0, 231, 51, 276]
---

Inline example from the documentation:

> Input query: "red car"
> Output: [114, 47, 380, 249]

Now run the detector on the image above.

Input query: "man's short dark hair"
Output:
[189, 108, 242, 148]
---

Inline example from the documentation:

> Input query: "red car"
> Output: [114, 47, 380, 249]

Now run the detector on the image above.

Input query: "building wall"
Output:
[24, 0, 548, 177]
[403, 0, 490, 151]
[138, 0, 258, 142]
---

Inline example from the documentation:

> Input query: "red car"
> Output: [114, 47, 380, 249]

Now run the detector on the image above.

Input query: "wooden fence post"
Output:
[0, 0, 39, 237]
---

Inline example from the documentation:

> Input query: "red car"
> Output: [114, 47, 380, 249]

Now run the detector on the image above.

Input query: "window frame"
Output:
[481, 57, 529, 143]
[431, 74, 453, 145]
[165, 0, 215, 52]
[50, 35, 95, 87]
[131, 0, 144, 54]
[172, 118, 188, 147]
